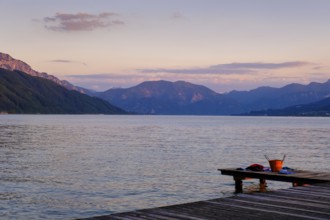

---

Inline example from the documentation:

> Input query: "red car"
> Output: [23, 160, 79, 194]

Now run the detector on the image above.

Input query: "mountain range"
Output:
[0, 68, 125, 114]
[96, 79, 330, 115]
[0, 52, 89, 94]
[96, 80, 242, 115]
[1, 52, 329, 116]
[226, 80, 330, 112]
[243, 97, 330, 116]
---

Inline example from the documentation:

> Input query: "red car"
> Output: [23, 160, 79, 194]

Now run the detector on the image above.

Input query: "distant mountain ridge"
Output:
[96, 79, 330, 115]
[225, 80, 330, 113]
[0, 68, 125, 114]
[244, 97, 330, 116]
[2, 52, 330, 116]
[0, 52, 89, 94]
[97, 80, 242, 115]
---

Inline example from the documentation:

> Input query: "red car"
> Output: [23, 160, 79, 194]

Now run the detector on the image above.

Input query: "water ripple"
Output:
[0, 115, 329, 219]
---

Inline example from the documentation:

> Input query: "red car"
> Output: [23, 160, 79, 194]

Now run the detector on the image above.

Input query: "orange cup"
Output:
[269, 160, 283, 172]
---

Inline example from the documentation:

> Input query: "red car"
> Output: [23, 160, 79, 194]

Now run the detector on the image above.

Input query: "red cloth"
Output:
[246, 164, 264, 171]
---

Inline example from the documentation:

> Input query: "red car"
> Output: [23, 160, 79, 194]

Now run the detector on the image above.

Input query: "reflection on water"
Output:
[0, 115, 329, 219]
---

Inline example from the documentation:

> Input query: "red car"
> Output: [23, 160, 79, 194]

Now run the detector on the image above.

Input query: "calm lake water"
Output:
[1, 115, 329, 219]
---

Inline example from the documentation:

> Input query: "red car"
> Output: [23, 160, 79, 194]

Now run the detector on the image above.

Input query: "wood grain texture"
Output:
[80, 183, 330, 220]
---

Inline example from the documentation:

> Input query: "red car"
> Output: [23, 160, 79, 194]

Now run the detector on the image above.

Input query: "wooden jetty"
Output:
[219, 168, 330, 193]
[80, 170, 330, 220]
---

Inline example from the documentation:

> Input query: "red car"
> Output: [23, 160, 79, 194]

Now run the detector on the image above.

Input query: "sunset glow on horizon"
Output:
[1, 0, 330, 92]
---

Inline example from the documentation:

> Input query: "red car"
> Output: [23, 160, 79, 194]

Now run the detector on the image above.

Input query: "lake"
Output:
[1, 115, 329, 219]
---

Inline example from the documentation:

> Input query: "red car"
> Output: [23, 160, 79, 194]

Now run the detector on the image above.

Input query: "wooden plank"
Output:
[162, 201, 299, 220]
[81, 179, 330, 220]
[205, 200, 328, 220]
[226, 195, 330, 214]
[280, 188, 330, 199]
[295, 185, 330, 193]
[292, 183, 330, 191]
[235, 193, 330, 209]
[134, 210, 188, 220]
[139, 207, 203, 220]
[210, 194, 330, 218]
[148, 206, 220, 220]
[289, 187, 330, 196]
[266, 190, 330, 204]
[245, 191, 330, 205]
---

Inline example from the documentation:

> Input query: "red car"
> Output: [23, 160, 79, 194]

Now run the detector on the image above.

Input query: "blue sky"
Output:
[1, 0, 330, 92]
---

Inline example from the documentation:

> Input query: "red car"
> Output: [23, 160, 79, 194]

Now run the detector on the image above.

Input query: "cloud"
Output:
[312, 65, 330, 70]
[66, 73, 115, 79]
[44, 12, 124, 32]
[139, 61, 312, 75]
[171, 12, 184, 19]
[32, 18, 41, 22]
[62, 61, 320, 92]
[50, 59, 74, 63]
[49, 59, 86, 66]
[64, 73, 147, 91]
[139, 67, 255, 75]
[213, 61, 311, 69]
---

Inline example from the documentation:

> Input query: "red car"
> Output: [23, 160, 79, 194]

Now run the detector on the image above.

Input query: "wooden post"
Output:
[259, 179, 267, 192]
[293, 182, 309, 187]
[234, 176, 243, 193]
[293, 182, 300, 187]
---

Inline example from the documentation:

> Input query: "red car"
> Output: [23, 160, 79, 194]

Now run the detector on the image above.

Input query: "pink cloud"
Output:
[44, 12, 124, 32]
[139, 61, 312, 75]
[171, 12, 184, 19]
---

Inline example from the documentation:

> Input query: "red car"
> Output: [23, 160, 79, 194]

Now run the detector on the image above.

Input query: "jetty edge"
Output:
[219, 168, 330, 193]
[78, 169, 330, 220]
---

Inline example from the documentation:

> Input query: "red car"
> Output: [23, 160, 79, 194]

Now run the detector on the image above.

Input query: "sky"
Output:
[1, 0, 330, 93]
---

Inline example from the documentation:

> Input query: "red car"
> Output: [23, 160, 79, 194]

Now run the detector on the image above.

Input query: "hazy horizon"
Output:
[1, 0, 330, 93]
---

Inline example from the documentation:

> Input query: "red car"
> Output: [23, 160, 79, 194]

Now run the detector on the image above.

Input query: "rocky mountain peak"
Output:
[0, 52, 14, 61]
[0, 52, 87, 94]
[0, 52, 40, 77]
